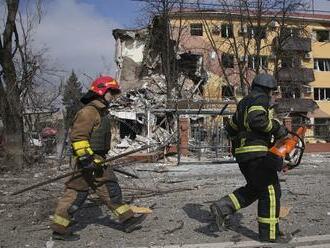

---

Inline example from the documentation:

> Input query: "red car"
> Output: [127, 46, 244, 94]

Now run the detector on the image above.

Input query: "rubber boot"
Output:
[111, 203, 147, 232]
[51, 223, 80, 241]
[112, 204, 135, 223]
[121, 214, 147, 233]
[210, 195, 236, 231]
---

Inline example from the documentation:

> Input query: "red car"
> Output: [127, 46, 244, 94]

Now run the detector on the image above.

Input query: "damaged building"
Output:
[111, 24, 233, 161]
[110, 9, 330, 161]
[167, 9, 330, 144]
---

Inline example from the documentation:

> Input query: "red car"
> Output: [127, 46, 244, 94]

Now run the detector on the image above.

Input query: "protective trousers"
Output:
[51, 165, 124, 234]
[223, 154, 281, 241]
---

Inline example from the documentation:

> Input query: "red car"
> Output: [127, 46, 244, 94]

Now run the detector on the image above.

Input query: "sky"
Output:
[4, 0, 330, 85]
[32, 0, 145, 84]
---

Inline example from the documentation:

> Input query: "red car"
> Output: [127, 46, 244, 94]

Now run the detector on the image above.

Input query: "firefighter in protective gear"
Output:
[51, 76, 142, 241]
[210, 73, 290, 243]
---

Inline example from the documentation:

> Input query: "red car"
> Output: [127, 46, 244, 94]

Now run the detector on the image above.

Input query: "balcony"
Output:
[273, 37, 311, 52]
[275, 98, 318, 113]
[277, 67, 315, 84]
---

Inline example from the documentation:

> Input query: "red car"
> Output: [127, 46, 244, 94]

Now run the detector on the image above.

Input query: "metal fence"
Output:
[187, 117, 232, 162]
[298, 124, 330, 143]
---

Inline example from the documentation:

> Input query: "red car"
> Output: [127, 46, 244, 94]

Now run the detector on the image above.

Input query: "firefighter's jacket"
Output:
[70, 99, 111, 157]
[225, 87, 282, 163]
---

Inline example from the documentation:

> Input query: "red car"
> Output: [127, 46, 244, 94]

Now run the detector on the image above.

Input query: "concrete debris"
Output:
[135, 135, 151, 144]
[116, 137, 133, 149]
[109, 135, 159, 157]
[110, 27, 210, 159]
[163, 220, 184, 235]
[279, 206, 292, 219]
[45, 240, 54, 248]
[0, 153, 330, 247]
[152, 128, 171, 144]
[86, 241, 96, 247]
[107, 73, 204, 159]
[33, 173, 43, 178]
[59, 163, 70, 171]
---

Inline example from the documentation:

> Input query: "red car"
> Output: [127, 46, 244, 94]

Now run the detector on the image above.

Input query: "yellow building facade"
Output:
[170, 10, 330, 141]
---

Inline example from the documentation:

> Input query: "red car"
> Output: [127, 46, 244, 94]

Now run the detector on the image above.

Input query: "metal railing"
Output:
[187, 120, 232, 161]
[292, 123, 330, 143]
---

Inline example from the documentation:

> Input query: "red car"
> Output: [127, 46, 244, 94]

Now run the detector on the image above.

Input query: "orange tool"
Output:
[270, 126, 307, 170]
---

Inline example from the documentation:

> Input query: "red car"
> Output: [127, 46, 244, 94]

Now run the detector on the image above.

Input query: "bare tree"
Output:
[194, 0, 309, 98]
[0, 0, 25, 166]
[0, 0, 60, 167]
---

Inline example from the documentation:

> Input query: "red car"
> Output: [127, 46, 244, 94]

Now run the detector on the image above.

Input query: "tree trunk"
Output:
[0, 0, 24, 169]
[0, 96, 24, 169]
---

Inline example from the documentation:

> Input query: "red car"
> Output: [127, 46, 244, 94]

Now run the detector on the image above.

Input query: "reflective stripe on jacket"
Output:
[70, 100, 110, 157]
[225, 88, 281, 163]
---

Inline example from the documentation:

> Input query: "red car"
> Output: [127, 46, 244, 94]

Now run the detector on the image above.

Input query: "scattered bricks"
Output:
[166, 145, 178, 154]
[305, 143, 330, 153]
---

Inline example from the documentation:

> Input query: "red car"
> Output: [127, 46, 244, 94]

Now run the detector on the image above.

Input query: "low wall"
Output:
[305, 143, 330, 153]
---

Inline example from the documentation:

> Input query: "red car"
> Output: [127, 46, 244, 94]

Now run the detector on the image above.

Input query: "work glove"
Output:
[78, 154, 98, 171]
[274, 125, 288, 140]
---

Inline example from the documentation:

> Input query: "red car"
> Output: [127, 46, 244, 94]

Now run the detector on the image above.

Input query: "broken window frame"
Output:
[248, 55, 268, 70]
[314, 87, 330, 101]
[221, 53, 234, 68]
[314, 30, 330, 42]
[314, 58, 330, 71]
[190, 23, 203, 36]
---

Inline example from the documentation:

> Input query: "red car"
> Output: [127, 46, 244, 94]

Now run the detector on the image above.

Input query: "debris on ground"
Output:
[279, 206, 293, 219]
[0, 153, 330, 247]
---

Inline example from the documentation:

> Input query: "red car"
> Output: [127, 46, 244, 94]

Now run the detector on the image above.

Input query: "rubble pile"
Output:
[113, 74, 202, 112]
[108, 72, 203, 157]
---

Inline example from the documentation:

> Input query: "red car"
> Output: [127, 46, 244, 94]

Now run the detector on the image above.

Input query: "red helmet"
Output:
[90, 76, 121, 96]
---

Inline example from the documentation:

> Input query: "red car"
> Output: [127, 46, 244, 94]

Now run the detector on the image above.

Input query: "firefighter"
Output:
[51, 76, 144, 241]
[210, 73, 290, 243]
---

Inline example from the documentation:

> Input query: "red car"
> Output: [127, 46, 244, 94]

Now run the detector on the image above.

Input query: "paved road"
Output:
[133, 234, 330, 248]
[0, 153, 329, 247]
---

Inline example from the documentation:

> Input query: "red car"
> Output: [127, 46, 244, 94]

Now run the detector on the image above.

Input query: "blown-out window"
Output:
[315, 30, 330, 42]
[190, 23, 203, 36]
[222, 53, 234, 68]
[221, 24, 233, 38]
